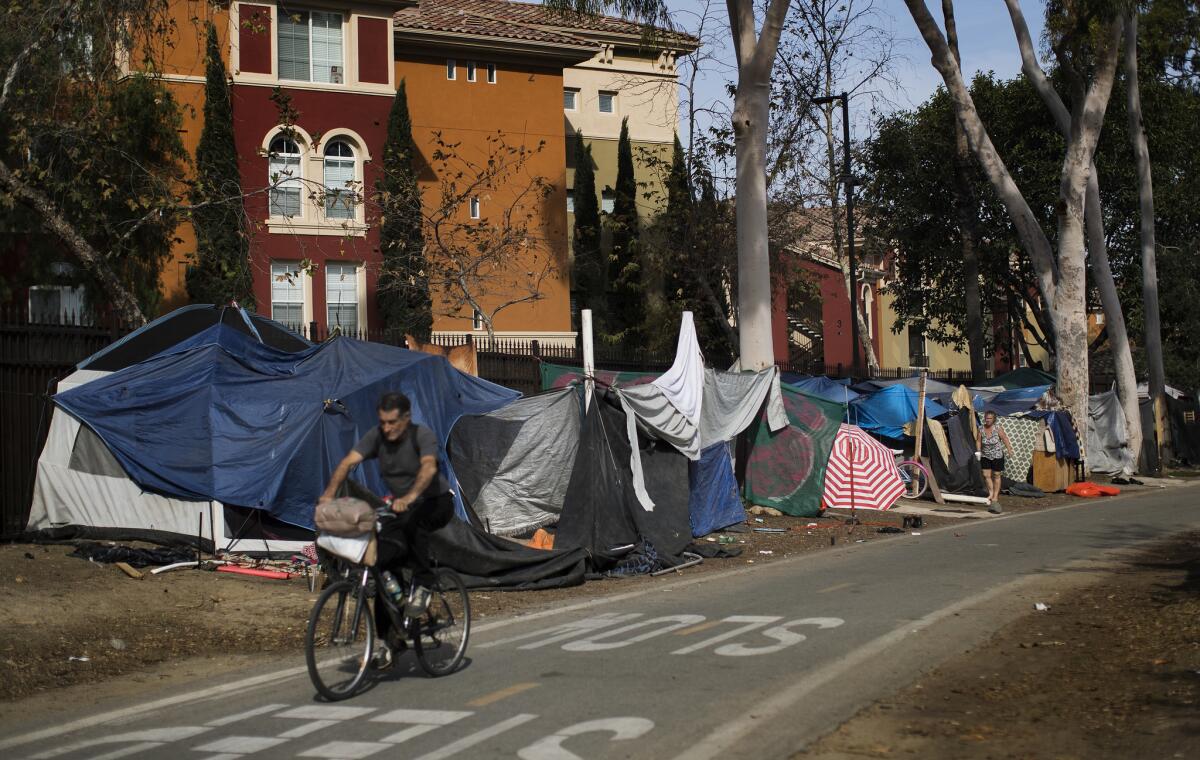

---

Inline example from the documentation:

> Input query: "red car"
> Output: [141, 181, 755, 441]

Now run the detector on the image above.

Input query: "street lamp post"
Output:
[813, 92, 859, 377]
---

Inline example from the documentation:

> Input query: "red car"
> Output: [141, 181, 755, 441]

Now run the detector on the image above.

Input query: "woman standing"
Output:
[977, 411, 1014, 513]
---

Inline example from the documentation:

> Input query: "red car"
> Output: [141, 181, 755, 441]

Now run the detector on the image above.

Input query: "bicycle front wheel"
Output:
[897, 460, 930, 500]
[412, 568, 470, 677]
[306, 579, 374, 701]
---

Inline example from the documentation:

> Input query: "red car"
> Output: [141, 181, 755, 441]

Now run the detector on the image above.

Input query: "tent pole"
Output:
[582, 309, 595, 411]
[914, 370, 927, 462]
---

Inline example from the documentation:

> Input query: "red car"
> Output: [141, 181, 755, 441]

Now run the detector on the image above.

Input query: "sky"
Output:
[663, 0, 1048, 134]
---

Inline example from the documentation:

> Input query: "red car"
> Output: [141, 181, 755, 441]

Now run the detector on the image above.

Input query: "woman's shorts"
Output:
[981, 456, 1005, 472]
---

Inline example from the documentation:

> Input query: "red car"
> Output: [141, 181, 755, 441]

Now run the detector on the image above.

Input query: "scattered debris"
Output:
[753, 527, 787, 533]
[114, 562, 144, 580]
[68, 656, 90, 663]
[911, 532, 922, 536]
[110, 638, 126, 651]
[877, 526, 906, 534]
[747, 505, 784, 517]
[758, 550, 774, 555]
[754, 518, 765, 523]
[1034, 602, 1051, 611]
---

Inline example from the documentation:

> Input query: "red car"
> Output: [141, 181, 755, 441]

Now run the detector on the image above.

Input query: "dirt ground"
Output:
[0, 482, 1163, 709]
[797, 530, 1200, 760]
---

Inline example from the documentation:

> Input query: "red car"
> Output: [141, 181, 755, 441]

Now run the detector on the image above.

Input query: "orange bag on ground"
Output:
[1066, 482, 1114, 498]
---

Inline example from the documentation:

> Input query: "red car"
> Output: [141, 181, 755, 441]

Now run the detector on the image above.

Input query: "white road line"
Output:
[278, 721, 337, 739]
[370, 709, 473, 725]
[411, 714, 538, 760]
[298, 740, 391, 759]
[275, 706, 375, 721]
[206, 704, 289, 727]
[193, 736, 287, 754]
[89, 742, 162, 760]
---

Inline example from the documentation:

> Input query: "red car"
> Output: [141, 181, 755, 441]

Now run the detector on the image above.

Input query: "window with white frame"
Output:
[270, 261, 305, 327]
[470, 196, 480, 219]
[486, 63, 497, 84]
[268, 136, 303, 217]
[28, 285, 89, 324]
[446, 59, 456, 80]
[566, 189, 574, 213]
[326, 262, 359, 333]
[277, 9, 344, 83]
[323, 140, 356, 219]
[601, 189, 614, 213]
[598, 91, 616, 113]
[563, 88, 578, 110]
[466, 61, 477, 82]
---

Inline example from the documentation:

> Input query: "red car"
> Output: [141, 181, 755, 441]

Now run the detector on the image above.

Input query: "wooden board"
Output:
[919, 456, 947, 505]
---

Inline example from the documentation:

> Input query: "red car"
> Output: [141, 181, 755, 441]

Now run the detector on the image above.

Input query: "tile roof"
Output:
[394, 0, 697, 50]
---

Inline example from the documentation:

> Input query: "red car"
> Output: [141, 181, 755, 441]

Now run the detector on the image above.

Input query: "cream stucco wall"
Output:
[879, 288, 973, 372]
[564, 48, 680, 144]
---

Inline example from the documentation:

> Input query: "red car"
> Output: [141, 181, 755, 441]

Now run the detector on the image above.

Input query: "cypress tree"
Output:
[608, 117, 640, 340]
[376, 79, 432, 340]
[186, 22, 253, 307]
[571, 134, 605, 325]
[662, 134, 691, 306]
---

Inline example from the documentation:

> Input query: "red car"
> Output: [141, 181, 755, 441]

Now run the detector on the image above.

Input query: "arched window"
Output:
[268, 136, 302, 217]
[323, 140, 356, 219]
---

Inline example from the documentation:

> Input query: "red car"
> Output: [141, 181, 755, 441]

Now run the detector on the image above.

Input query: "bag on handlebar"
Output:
[315, 497, 376, 536]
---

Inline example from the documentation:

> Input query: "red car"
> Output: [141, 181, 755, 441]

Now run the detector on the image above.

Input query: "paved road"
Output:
[5, 487, 1199, 760]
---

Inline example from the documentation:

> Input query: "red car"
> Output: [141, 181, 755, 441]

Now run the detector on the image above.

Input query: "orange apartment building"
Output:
[146, 0, 691, 346]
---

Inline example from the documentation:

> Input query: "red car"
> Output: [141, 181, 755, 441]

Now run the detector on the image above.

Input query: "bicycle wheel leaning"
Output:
[412, 568, 470, 677]
[897, 460, 930, 500]
[306, 579, 375, 701]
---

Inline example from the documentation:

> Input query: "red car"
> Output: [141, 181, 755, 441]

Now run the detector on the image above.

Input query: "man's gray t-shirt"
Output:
[353, 424, 448, 499]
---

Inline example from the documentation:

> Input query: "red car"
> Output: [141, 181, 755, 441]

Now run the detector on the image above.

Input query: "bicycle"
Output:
[305, 512, 471, 701]
[891, 449, 930, 500]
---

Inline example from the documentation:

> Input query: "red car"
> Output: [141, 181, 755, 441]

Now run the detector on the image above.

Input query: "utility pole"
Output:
[814, 92, 859, 376]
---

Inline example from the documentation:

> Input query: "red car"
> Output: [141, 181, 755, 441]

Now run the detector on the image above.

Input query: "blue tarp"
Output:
[1028, 410, 1081, 461]
[781, 375, 860, 404]
[848, 384, 949, 439]
[55, 328, 520, 529]
[977, 385, 1051, 416]
[688, 442, 744, 537]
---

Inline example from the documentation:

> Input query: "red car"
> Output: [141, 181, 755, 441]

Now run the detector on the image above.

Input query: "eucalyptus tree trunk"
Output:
[1002, 0, 1140, 473]
[1125, 13, 1172, 469]
[943, 0, 987, 382]
[905, 0, 1124, 453]
[728, 0, 790, 370]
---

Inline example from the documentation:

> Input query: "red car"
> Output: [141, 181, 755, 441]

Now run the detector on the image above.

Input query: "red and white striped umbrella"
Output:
[822, 424, 905, 511]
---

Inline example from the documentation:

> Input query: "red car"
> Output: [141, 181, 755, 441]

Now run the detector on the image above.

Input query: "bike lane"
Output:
[8, 487, 1200, 760]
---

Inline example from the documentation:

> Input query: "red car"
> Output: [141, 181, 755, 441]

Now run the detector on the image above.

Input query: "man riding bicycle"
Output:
[319, 391, 453, 668]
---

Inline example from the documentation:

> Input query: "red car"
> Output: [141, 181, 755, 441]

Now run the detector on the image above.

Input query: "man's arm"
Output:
[319, 450, 365, 503]
[393, 455, 437, 512]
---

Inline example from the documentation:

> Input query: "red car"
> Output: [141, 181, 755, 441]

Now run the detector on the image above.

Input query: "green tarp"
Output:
[743, 383, 845, 518]
[540, 362, 655, 391]
[988, 367, 1056, 390]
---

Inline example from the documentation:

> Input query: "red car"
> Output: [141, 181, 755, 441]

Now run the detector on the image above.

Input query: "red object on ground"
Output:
[216, 565, 291, 580]
[1066, 482, 1120, 498]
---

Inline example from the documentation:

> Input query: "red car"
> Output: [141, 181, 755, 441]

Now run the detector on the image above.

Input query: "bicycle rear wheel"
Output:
[412, 568, 470, 677]
[306, 579, 374, 701]
[897, 460, 930, 500]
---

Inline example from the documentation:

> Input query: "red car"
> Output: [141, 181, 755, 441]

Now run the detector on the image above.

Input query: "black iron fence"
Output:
[0, 308, 133, 536]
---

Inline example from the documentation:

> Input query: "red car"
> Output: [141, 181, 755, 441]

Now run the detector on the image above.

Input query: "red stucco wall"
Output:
[238, 4, 272, 75]
[357, 17, 389, 84]
[232, 85, 392, 330]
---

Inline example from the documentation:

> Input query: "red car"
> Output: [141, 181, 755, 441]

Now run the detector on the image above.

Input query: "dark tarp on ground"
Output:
[55, 330, 519, 530]
[343, 480, 588, 591]
[923, 412, 988, 496]
[988, 367, 1056, 390]
[689, 442, 744, 537]
[79, 305, 311, 371]
[553, 395, 644, 571]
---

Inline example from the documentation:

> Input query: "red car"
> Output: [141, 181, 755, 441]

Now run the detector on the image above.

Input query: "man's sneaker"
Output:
[370, 642, 393, 671]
